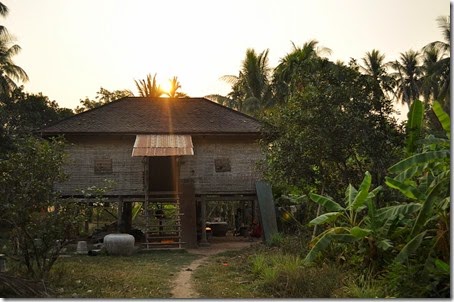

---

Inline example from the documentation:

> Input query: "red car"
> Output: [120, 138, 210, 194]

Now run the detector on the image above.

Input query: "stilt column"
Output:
[199, 197, 209, 246]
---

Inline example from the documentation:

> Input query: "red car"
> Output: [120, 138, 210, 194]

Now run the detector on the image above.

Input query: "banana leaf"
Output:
[395, 231, 426, 263]
[375, 203, 421, 221]
[406, 99, 424, 154]
[345, 184, 358, 208]
[304, 227, 347, 264]
[377, 239, 393, 251]
[434, 259, 450, 274]
[350, 226, 372, 238]
[395, 165, 424, 183]
[388, 150, 450, 174]
[410, 177, 449, 237]
[376, 203, 421, 236]
[308, 212, 342, 226]
[304, 232, 333, 264]
[349, 171, 372, 211]
[417, 137, 449, 146]
[132, 202, 142, 220]
[309, 193, 344, 212]
[385, 177, 425, 200]
[432, 101, 450, 138]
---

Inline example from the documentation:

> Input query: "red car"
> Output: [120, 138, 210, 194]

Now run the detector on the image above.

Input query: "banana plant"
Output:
[304, 171, 422, 264]
[385, 100, 450, 264]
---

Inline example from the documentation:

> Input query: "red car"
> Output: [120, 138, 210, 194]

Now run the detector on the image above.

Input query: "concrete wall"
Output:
[56, 135, 263, 196]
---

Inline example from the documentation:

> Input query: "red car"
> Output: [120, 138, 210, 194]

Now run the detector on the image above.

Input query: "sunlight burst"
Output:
[160, 80, 172, 97]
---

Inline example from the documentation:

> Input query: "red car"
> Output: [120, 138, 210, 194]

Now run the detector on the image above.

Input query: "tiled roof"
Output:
[40, 97, 262, 135]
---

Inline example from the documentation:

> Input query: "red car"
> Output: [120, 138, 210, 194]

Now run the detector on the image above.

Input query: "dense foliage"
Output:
[303, 100, 450, 297]
[75, 87, 133, 113]
[217, 16, 450, 298]
[262, 58, 403, 199]
[0, 137, 84, 279]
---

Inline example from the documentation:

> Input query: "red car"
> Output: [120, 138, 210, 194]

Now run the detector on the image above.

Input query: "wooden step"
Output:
[142, 242, 185, 248]
[145, 235, 181, 240]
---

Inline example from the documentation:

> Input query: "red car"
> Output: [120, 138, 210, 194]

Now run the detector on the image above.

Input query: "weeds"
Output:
[250, 252, 343, 298]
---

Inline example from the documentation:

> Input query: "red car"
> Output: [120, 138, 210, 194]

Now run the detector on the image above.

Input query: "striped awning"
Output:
[132, 134, 194, 157]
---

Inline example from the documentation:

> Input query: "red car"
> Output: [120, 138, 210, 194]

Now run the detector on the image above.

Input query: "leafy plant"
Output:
[304, 171, 421, 267]
[0, 137, 84, 279]
[385, 100, 450, 264]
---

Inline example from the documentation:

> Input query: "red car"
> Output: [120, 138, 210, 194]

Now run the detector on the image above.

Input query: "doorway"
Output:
[148, 156, 179, 192]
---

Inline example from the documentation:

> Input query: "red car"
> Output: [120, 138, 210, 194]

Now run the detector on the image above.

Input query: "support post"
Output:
[120, 202, 132, 233]
[199, 196, 209, 246]
[143, 157, 150, 243]
[117, 197, 123, 233]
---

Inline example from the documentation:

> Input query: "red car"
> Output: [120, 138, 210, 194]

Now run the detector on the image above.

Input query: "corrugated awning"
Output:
[132, 134, 194, 157]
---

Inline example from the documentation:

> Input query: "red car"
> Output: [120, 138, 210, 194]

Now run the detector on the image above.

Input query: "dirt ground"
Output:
[170, 235, 260, 298]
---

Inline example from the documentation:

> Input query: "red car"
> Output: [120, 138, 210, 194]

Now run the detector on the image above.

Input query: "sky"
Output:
[3, 0, 450, 117]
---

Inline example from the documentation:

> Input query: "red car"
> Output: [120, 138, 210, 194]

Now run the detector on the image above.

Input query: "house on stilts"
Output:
[39, 97, 264, 249]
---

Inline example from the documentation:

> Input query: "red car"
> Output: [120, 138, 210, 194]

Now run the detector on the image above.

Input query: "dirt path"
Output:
[170, 240, 257, 298]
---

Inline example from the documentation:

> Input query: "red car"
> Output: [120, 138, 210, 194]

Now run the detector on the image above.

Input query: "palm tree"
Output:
[273, 40, 331, 101]
[215, 48, 272, 116]
[0, 2, 28, 96]
[360, 49, 394, 99]
[0, 33, 28, 96]
[421, 44, 444, 102]
[361, 49, 386, 78]
[390, 50, 423, 108]
[422, 16, 450, 111]
[0, 2, 7, 17]
[165, 76, 188, 98]
[134, 73, 164, 97]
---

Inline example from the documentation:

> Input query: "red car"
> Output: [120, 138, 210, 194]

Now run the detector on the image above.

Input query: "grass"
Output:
[193, 238, 347, 299]
[47, 250, 200, 298]
[193, 248, 266, 298]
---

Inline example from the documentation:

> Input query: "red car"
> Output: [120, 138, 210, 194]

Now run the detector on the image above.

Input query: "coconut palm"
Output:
[165, 76, 188, 98]
[421, 45, 444, 102]
[273, 40, 331, 101]
[0, 1, 28, 96]
[134, 73, 164, 97]
[361, 49, 395, 99]
[390, 50, 423, 108]
[217, 48, 272, 116]
[0, 32, 28, 96]
[422, 16, 450, 111]
[0, 2, 7, 17]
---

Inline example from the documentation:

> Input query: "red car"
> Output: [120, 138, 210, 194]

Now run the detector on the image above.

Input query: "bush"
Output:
[0, 137, 84, 279]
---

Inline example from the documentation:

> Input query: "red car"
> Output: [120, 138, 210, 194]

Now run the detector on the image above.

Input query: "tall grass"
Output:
[249, 252, 343, 298]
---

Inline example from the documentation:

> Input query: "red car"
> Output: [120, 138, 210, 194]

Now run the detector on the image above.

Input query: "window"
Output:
[94, 158, 113, 174]
[214, 158, 231, 172]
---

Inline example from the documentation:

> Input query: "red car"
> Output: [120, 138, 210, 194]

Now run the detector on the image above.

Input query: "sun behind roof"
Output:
[160, 80, 172, 98]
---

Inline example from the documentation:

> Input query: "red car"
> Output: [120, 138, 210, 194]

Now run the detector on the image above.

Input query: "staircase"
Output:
[142, 193, 185, 250]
